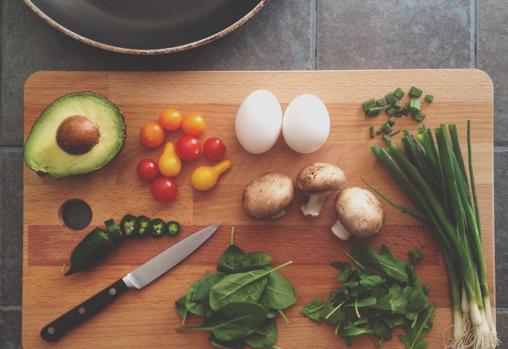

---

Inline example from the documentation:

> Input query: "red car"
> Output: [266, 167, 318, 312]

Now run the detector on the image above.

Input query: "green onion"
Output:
[366, 107, 383, 116]
[386, 106, 397, 116]
[369, 126, 375, 138]
[414, 113, 426, 122]
[387, 117, 396, 126]
[394, 88, 405, 99]
[382, 123, 392, 134]
[363, 99, 376, 112]
[425, 94, 434, 103]
[369, 123, 498, 348]
[409, 86, 423, 98]
[385, 93, 396, 105]
[409, 98, 421, 114]
[376, 98, 386, 107]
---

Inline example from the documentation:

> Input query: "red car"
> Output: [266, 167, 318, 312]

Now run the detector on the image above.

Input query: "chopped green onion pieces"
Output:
[393, 88, 405, 99]
[425, 94, 434, 103]
[363, 98, 376, 112]
[385, 93, 396, 105]
[414, 113, 426, 122]
[369, 126, 375, 138]
[366, 107, 383, 116]
[409, 98, 421, 114]
[408, 86, 423, 98]
[386, 106, 397, 116]
[382, 123, 393, 133]
[376, 98, 386, 107]
[388, 117, 396, 126]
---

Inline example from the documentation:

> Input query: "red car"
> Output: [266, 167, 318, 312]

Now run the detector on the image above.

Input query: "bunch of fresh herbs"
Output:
[175, 228, 297, 349]
[301, 244, 434, 348]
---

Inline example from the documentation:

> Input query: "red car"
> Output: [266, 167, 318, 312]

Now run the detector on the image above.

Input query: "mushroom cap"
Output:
[242, 172, 294, 219]
[336, 187, 383, 238]
[296, 163, 346, 194]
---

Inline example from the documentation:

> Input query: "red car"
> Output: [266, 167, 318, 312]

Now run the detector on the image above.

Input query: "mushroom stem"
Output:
[271, 209, 286, 220]
[301, 192, 330, 217]
[331, 219, 351, 240]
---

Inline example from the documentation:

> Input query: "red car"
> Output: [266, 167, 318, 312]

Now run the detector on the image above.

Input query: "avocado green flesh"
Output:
[24, 92, 125, 178]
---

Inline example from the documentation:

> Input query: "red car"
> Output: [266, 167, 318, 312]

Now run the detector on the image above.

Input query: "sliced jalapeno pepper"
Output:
[65, 227, 114, 276]
[151, 218, 166, 237]
[104, 218, 123, 243]
[121, 214, 139, 238]
[137, 215, 153, 237]
[167, 221, 181, 237]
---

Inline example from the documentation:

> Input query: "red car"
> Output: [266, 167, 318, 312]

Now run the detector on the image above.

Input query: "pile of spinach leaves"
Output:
[301, 244, 435, 348]
[175, 229, 297, 349]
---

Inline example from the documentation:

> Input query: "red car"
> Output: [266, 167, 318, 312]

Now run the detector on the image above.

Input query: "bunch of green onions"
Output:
[366, 122, 498, 348]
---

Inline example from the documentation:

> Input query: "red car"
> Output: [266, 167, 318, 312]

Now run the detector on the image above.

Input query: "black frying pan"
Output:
[23, 0, 267, 55]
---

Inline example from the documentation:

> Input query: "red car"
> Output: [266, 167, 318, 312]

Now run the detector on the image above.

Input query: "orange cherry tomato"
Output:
[159, 108, 182, 131]
[140, 121, 165, 148]
[182, 113, 206, 136]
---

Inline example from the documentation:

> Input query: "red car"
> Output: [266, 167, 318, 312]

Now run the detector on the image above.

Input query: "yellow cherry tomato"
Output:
[159, 108, 182, 131]
[191, 160, 232, 191]
[182, 113, 206, 136]
[158, 142, 182, 177]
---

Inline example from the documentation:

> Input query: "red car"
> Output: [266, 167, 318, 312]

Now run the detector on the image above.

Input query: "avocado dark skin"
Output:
[56, 115, 100, 154]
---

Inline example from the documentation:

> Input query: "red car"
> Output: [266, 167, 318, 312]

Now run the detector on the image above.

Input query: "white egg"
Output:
[282, 94, 330, 154]
[235, 89, 282, 154]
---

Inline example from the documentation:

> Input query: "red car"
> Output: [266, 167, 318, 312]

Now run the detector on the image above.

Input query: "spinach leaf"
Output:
[301, 300, 326, 323]
[209, 262, 291, 311]
[175, 296, 188, 325]
[352, 244, 408, 283]
[236, 252, 273, 272]
[209, 335, 245, 349]
[245, 318, 277, 349]
[218, 245, 246, 274]
[261, 270, 297, 311]
[409, 249, 423, 265]
[185, 272, 224, 316]
[177, 302, 266, 342]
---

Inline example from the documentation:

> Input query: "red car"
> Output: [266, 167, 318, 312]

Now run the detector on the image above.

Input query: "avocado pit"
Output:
[56, 115, 100, 155]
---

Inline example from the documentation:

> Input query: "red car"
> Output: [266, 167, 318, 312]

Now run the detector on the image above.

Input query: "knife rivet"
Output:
[78, 307, 86, 315]
[109, 288, 117, 296]
[47, 327, 55, 335]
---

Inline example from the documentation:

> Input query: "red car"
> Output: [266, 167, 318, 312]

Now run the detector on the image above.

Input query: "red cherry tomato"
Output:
[176, 135, 201, 161]
[136, 159, 159, 182]
[150, 177, 178, 202]
[203, 137, 226, 161]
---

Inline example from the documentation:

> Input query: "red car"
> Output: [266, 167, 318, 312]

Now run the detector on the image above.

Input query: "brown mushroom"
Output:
[331, 187, 384, 240]
[56, 115, 100, 154]
[296, 163, 346, 217]
[242, 172, 294, 220]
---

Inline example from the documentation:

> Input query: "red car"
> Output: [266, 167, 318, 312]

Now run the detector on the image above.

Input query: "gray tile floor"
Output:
[1, 0, 507, 347]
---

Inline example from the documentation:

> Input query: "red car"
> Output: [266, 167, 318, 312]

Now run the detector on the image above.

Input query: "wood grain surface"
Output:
[23, 70, 494, 349]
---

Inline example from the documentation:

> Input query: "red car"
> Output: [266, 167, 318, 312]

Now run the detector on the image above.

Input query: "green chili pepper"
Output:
[137, 215, 153, 237]
[167, 221, 181, 237]
[152, 218, 166, 237]
[65, 228, 114, 276]
[104, 219, 123, 244]
[121, 214, 139, 238]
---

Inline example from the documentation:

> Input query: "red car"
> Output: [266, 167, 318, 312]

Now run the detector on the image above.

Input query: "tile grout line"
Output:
[473, 0, 478, 67]
[0, 305, 20, 311]
[312, 0, 318, 70]
[0, 144, 23, 150]
[494, 146, 508, 152]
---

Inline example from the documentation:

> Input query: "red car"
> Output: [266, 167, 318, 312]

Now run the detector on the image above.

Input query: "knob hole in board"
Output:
[59, 199, 93, 231]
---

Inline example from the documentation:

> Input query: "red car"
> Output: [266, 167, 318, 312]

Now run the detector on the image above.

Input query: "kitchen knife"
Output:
[40, 223, 220, 342]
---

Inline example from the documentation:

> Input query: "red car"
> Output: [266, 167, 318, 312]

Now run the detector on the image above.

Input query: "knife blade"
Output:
[41, 223, 220, 342]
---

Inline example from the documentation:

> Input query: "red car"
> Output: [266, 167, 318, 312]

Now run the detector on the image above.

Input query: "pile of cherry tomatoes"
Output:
[137, 108, 227, 203]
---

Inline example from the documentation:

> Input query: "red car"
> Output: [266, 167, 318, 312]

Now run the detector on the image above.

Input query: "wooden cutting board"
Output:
[23, 70, 494, 349]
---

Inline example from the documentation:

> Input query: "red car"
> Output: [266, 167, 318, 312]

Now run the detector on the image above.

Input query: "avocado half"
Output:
[24, 92, 126, 178]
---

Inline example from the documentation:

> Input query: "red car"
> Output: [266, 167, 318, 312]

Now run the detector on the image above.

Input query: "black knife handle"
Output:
[41, 278, 128, 342]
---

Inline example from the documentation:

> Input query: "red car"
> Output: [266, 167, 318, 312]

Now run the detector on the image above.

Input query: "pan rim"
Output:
[22, 0, 269, 55]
